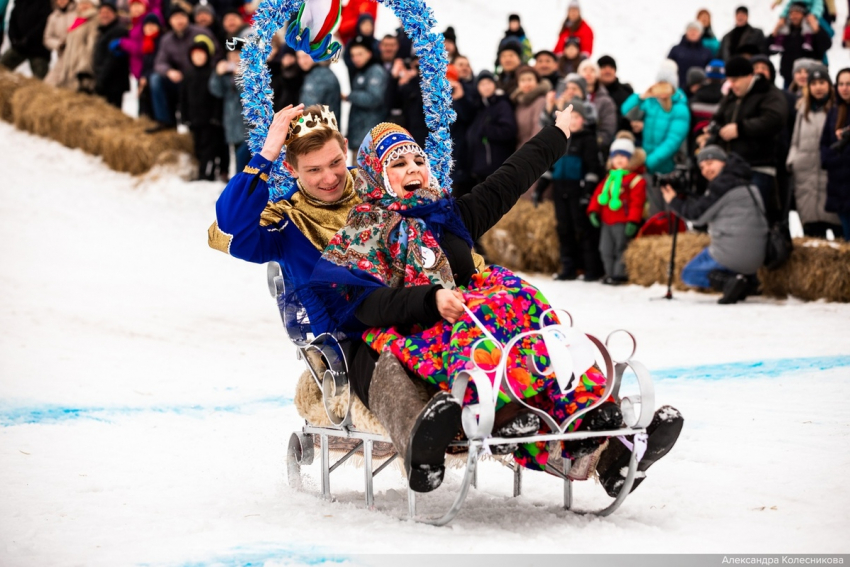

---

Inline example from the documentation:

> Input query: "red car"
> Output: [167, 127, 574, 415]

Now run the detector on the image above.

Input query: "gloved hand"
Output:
[108, 38, 123, 55]
[588, 212, 601, 228]
[624, 222, 638, 237]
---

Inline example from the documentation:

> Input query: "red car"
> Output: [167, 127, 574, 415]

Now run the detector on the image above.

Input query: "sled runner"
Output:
[269, 261, 658, 525]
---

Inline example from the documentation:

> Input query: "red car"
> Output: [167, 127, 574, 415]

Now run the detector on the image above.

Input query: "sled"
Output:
[269, 261, 657, 526]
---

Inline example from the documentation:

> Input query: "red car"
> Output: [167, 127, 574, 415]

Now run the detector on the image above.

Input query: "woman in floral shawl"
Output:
[309, 107, 625, 485]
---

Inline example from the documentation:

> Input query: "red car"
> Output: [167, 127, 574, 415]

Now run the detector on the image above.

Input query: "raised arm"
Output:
[456, 105, 572, 241]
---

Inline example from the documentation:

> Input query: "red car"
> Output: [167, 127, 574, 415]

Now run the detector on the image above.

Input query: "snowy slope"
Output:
[2, 1, 850, 564]
[1, 122, 849, 565]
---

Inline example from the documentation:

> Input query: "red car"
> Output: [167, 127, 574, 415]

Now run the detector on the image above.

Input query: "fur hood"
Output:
[510, 79, 553, 107]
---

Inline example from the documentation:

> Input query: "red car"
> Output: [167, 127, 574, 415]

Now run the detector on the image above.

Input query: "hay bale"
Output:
[0, 69, 37, 122]
[759, 238, 850, 302]
[1, 68, 192, 175]
[480, 200, 560, 273]
[623, 232, 710, 290]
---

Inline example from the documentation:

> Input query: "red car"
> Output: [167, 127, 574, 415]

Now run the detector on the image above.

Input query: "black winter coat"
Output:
[773, 26, 832, 87]
[820, 101, 850, 215]
[93, 20, 130, 97]
[180, 63, 222, 128]
[354, 126, 569, 329]
[601, 78, 635, 131]
[720, 24, 767, 60]
[388, 77, 429, 147]
[467, 92, 518, 179]
[7, 0, 52, 58]
[712, 75, 788, 169]
[668, 37, 713, 91]
[450, 84, 476, 187]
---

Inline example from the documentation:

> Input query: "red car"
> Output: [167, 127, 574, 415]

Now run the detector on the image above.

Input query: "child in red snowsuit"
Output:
[587, 133, 647, 284]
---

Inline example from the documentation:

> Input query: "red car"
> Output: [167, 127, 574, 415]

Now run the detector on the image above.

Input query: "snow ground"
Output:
[1, 118, 849, 565]
[2, 0, 850, 564]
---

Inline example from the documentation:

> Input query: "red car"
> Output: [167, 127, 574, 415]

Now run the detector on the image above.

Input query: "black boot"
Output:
[489, 402, 542, 455]
[369, 351, 462, 493]
[561, 402, 624, 460]
[708, 270, 748, 304]
[596, 405, 684, 497]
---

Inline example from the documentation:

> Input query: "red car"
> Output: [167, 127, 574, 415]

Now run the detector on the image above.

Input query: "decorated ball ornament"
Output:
[239, 0, 456, 202]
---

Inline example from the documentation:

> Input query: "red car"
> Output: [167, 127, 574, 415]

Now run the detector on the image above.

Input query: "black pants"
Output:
[191, 125, 226, 180]
[552, 180, 604, 278]
[803, 221, 844, 239]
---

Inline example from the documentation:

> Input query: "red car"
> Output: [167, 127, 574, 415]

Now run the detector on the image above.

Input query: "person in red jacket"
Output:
[587, 132, 647, 285]
[338, 0, 378, 46]
[553, 0, 594, 57]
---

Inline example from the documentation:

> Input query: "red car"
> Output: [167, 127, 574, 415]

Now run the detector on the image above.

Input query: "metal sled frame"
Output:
[269, 262, 655, 526]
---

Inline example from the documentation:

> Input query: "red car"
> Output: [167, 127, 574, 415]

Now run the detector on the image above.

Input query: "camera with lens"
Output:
[830, 126, 850, 152]
[703, 120, 722, 147]
[657, 166, 692, 197]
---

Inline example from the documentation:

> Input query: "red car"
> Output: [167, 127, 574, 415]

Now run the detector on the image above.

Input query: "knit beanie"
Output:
[101, 0, 118, 12]
[565, 73, 588, 98]
[533, 50, 557, 62]
[476, 69, 497, 86]
[705, 59, 726, 80]
[656, 59, 679, 89]
[568, 0, 580, 8]
[686, 67, 707, 89]
[143, 12, 161, 26]
[808, 64, 831, 86]
[190, 34, 214, 57]
[792, 58, 818, 74]
[609, 136, 635, 158]
[686, 21, 705, 34]
[697, 145, 728, 164]
[516, 65, 540, 82]
[348, 35, 373, 53]
[577, 59, 600, 77]
[597, 55, 617, 70]
[443, 26, 457, 42]
[725, 56, 754, 78]
[498, 40, 523, 59]
[569, 97, 590, 120]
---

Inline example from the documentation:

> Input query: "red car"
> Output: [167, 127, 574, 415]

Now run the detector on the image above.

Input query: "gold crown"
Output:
[286, 105, 340, 144]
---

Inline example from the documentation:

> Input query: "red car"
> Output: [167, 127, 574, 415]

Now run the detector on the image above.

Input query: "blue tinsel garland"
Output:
[239, 0, 456, 201]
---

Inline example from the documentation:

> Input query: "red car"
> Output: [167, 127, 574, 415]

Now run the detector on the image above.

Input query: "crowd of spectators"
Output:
[2, 0, 850, 303]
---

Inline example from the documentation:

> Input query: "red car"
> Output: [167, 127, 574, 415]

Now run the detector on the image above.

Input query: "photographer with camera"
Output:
[820, 68, 850, 239]
[661, 146, 769, 305]
[702, 56, 788, 226]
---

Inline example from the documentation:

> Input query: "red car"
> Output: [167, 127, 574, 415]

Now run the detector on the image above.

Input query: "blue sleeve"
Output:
[347, 65, 387, 109]
[214, 154, 289, 264]
[621, 92, 641, 116]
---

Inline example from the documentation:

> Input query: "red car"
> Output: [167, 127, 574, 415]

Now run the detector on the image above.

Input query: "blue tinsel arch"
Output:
[240, 0, 456, 201]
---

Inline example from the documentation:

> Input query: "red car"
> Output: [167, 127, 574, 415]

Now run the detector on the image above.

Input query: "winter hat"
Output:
[705, 59, 726, 80]
[143, 12, 161, 26]
[190, 34, 215, 58]
[194, 3, 216, 18]
[509, 14, 521, 23]
[788, 1, 808, 14]
[725, 56, 754, 78]
[348, 35, 374, 53]
[656, 59, 679, 89]
[792, 58, 818, 74]
[498, 40, 523, 59]
[686, 21, 705, 34]
[568, 0, 581, 8]
[577, 59, 600, 77]
[476, 69, 497, 86]
[533, 50, 557, 62]
[697, 144, 728, 164]
[100, 0, 118, 12]
[564, 36, 581, 49]
[808, 64, 832, 85]
[565, 73, 588, 98]
[686, 67, 707, 89]
[169, 4, 190, 18]
[516, 65, 540, 82]
[443, 26, 457, 42]
[597, 55, 617, 70]
[569, 97, 590, 120]
[750, 54, 776, 81]
[609, 136, 635, 159]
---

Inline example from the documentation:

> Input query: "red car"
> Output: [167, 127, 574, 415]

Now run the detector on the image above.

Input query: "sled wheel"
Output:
[287, 432, 314, 489]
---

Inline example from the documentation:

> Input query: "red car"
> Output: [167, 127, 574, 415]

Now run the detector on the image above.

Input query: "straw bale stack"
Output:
[480, 199, 560, 273]
[623, 232, 711, 290]
[758, 238, 850, 302]
[0, 69, 192, 175]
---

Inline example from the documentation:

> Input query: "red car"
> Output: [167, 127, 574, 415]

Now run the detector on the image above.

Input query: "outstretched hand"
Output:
[260, 103, 305, 161]
[555, 104, 573, 139]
